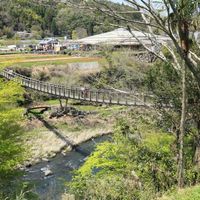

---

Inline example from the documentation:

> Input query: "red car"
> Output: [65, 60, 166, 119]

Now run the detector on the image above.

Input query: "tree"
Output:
[66, 0, 200, 188]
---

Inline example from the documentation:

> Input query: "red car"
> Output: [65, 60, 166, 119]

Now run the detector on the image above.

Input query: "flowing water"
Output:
[23, 135, 111, 200]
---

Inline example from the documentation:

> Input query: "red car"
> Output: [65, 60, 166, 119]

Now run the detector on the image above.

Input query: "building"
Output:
[39, 38, 60, 51]
[64, 28, 171, 51]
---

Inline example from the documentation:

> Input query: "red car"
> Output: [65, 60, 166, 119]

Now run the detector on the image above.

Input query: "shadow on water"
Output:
[24, 114, 111, 200]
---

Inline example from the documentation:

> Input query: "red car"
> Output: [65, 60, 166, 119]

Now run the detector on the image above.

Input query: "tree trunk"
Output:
[178, 64, 186, 188]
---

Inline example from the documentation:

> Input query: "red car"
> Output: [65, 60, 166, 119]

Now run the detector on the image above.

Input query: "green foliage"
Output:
[82, 51, 148, 91]
[145, 58, 200, 188]
[68, 111, 200, 199]
[0, 78, 31, 199]
[0, 0, 137, 38]
[68, 114, 177, 200]
[0, 79, 24, 106]
[145, 61, 181, 109]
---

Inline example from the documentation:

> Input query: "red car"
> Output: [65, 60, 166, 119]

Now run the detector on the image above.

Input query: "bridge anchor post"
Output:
[65, 98, 68, 112]
[59, 98, 64, 110]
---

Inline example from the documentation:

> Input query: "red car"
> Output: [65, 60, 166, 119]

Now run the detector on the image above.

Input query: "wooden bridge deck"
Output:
[0, 69, 154, 107]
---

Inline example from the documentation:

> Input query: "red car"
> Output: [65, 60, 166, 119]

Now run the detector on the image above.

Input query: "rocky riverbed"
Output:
[23, 135, 111, 200]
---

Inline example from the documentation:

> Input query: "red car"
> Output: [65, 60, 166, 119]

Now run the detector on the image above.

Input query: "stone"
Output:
[61, 151, 66, 156]
[41, 167, 53, 176]
[44, 169, 53, 176]
[51, 153, 56, 158]
[42, 158, 50, 162]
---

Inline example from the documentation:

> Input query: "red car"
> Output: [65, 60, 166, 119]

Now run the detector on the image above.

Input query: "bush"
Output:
[68, 114, 177, 200]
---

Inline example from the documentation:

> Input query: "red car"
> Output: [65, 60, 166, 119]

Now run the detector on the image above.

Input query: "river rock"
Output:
[44, 169, 53, 176]
[42, 158, 50, 162]
[66, 145, 73, 151]
[51, 153, 57, 158]
[61, 151, 66, 156]
[41, 167, 53, 176]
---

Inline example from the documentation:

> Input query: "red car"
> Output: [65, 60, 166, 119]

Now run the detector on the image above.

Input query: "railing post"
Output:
[43, 84, 46, 92]
[55, 86, 57, 95]
[50, 84, 52, 94]
[59, 87, 61, 96]
[89, 91, 92, 101]
[46, 84, 49, 93]
[68, 89, 70, 98]
[75, 88, 78, 99]
[78, 89, 81, 99]
[96, 91, 99, 102]
[53, 85, 55, 95]
[63, 86, 65, 97]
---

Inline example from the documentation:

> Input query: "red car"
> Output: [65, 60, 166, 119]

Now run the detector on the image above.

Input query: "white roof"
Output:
[39, 38, 59, 45]
[75, 28, 171, 46]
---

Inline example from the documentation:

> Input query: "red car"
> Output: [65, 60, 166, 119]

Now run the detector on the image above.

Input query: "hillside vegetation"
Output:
[0, 0, 141, 39]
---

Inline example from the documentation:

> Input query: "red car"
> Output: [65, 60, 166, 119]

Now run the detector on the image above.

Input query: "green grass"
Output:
[160, 185, 200, 200]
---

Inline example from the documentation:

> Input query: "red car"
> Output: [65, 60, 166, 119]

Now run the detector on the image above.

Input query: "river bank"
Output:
[21, 103, 122, 166]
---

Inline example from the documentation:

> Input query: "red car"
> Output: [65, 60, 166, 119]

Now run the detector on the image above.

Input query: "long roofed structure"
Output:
[75, 28, 171, 46]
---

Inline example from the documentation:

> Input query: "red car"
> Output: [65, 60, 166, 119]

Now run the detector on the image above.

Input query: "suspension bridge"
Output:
[0, 69, 154, 107]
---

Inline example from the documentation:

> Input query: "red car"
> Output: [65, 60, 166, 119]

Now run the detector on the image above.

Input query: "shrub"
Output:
[68, 115, 177, 200]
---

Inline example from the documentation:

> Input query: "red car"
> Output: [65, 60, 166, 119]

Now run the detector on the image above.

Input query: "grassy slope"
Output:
[160, 185, 200, 200]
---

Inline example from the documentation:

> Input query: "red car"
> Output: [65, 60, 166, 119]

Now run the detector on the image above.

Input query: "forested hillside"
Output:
[0, 0, 141, 39]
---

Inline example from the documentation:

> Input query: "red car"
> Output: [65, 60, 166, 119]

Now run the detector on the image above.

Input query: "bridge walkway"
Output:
[0, 70, 153, 107]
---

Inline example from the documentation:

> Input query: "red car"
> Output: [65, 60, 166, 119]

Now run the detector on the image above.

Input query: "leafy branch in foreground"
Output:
[0, 79, 34, 199]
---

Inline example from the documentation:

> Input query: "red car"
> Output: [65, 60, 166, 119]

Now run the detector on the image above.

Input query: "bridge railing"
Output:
[0, 69, 154, 106]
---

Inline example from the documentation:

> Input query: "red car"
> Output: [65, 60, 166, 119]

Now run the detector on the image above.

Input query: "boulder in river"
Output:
[44, 169, 53, 176]
[41, 166, 53, 176]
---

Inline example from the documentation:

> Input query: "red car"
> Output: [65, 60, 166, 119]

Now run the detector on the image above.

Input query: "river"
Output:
[23, 135, 111, 200]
